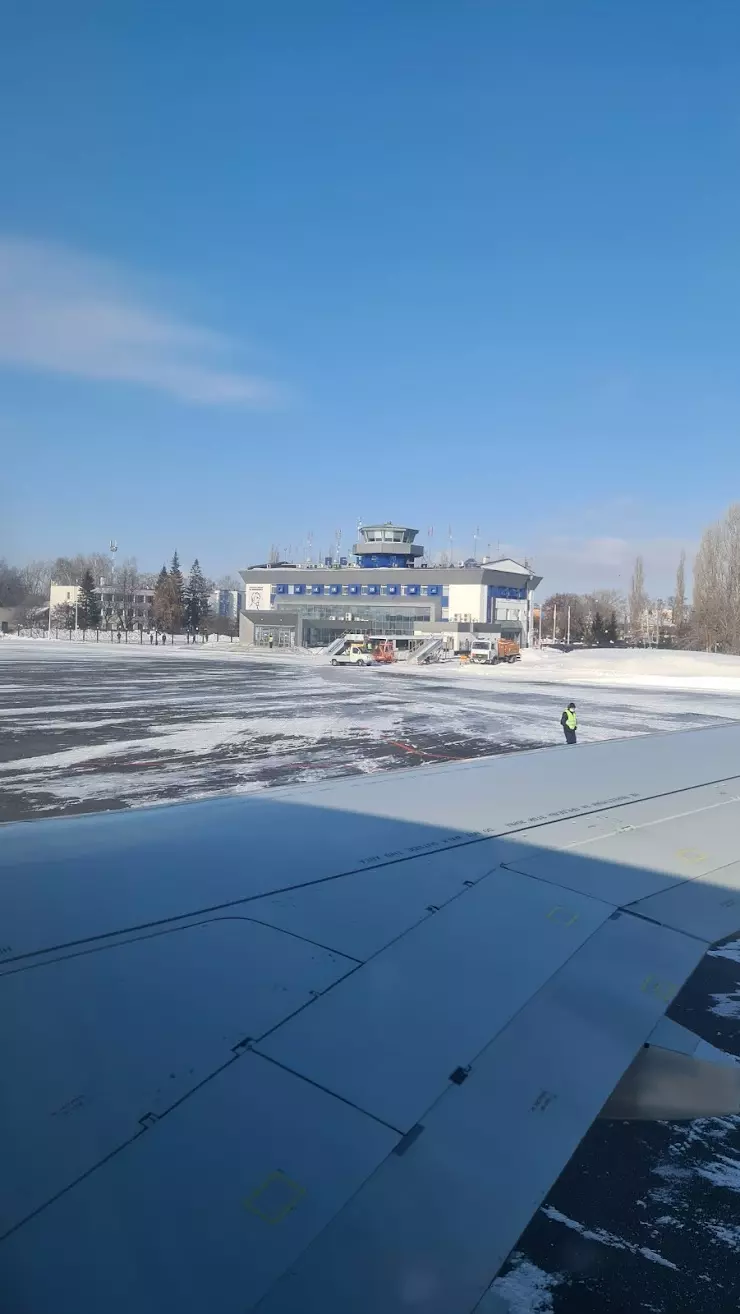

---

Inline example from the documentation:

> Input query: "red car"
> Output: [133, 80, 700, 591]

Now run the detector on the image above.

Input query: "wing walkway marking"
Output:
[546, 906, 580, 927]
[243, 1171, 306, 1225]
[640, 975, 679, 1003]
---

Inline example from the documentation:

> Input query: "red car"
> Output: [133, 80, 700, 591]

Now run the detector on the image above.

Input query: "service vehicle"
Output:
[470, 637, 521, 665]
[330, 641, 375, 667]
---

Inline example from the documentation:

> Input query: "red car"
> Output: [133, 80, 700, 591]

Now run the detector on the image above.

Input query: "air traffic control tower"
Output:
[352, 523, 424, 570]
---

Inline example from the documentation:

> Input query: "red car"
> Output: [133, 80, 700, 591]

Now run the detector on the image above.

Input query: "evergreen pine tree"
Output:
[185, 560, 210, 633]
[169, 552, 184, 632]
[152, 565, 169, 631]
[606, 611, 618, 645]
[77, 568, 101, 630]
[589, 609, 608, 646]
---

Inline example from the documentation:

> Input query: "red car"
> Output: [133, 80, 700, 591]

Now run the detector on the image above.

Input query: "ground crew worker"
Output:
[561, 701, 577, 745]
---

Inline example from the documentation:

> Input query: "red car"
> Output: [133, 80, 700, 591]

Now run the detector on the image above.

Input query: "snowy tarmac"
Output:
[3, 638, 740, 1310]
[3, 639, 740, 823]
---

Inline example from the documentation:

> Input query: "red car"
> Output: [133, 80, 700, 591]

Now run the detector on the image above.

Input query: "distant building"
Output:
[208, 588, 245, 619]
[97, 586, 155, 629]
[49, 583, 81, 615]
[239, 522, 541, 649]
[48, 582, 154, 628]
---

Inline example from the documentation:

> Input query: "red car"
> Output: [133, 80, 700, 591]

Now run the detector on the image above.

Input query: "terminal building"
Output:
[239, 523, 541, 650]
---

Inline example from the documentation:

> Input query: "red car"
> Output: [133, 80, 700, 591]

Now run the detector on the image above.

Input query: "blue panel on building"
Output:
[358, 553, 409, 568]
[349, 584, 361, 595]
[405, 584, 420, 596]
[275, 583, 288, 595]
[489, 585, 527, 600]
[368, 584, 380, 595]
[293, 583, 305, 595]
[387, 584, 399, 595]
[329, 584, 342, 595]
[312, 584, 324, 595]
[427, 584, 441, 596]
[339, 557, 348, 567]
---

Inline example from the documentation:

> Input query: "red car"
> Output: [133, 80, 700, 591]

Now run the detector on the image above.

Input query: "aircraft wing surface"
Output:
[2, 724, 740, 1312]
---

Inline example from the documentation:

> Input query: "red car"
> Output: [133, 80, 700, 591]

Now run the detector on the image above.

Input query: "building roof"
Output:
[240, 563, 542, 589]
[359, 523, 419, 534]
[485, 557, 533, 576]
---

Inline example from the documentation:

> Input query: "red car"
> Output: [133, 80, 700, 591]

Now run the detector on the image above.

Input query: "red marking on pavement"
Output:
[69, 759, 161, 771]
[388, 739, 464, 761]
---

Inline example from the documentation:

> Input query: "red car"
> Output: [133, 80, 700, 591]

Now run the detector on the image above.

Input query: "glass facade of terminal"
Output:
[274, 602, 432, 636]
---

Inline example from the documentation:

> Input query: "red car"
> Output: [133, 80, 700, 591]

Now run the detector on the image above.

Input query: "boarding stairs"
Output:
[323, 635, 351, 658]
[414, 635, 444, 664]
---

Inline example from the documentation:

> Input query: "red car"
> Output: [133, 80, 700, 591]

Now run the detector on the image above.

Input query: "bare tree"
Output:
[0, 560, 26, 606]
[540, 593, 587, 643]
[584, 589, 626, 640]
[19, 560, 52, 601]
[50, 603, 74, 629]
[113, 557, 139, 627]
[629, 556, 648, 643]
[691, 504, 740, 652]
[588, 588, 626, 621]
[51, 552, 111, 587]
[672, 551, 686, 636]
[217, 575, 243, 591]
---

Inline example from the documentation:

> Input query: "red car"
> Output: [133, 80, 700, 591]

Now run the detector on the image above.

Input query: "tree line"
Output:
[539, 507, 739, 653]
[540, 561, 689, 648]
[51, 554, 219, 635]
[151, 553, 212, 634]
[691, 503, 740, 653]
[1, 550, 242, 635]
[538, 590, 624, 646]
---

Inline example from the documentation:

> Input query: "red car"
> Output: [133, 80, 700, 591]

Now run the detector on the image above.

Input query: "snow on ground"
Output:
[708, 938, 740, 964]
[709, 992, 740, 1019]
[388, 646, 740, 694]
[540, 1206, 679, 1270]
[3, 639, 740, 822]
[484, 1254, 565, 1312]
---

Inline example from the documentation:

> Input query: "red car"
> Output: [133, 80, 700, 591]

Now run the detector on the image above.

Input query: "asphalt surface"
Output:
[2, 641, 739, 823]
[3, 641, 740, 1311]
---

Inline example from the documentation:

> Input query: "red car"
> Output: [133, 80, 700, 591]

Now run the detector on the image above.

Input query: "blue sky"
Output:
[3, 0, 740, 595]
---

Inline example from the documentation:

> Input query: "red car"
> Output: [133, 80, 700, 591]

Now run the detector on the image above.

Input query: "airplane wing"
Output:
[2, 724, 740, 1313]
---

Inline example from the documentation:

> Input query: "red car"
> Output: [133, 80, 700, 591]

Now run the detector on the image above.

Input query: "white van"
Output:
[331, 642, 374, 667]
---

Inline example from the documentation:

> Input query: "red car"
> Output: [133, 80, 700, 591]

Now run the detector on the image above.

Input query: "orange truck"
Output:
[470, 637, 521, 665]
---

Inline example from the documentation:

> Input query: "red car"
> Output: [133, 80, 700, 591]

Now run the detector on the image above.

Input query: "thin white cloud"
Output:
[0, 236, 277, 406]
[497, 535, 695, 595]
[530, 535, 696, 596]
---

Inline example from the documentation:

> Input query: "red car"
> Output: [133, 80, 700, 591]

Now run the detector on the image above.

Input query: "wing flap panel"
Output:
[255, 912, 705, 1314]
[256, 869, 613, 1132]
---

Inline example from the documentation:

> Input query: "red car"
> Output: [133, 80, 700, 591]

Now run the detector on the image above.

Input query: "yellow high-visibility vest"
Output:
[564, 707, 577, 730]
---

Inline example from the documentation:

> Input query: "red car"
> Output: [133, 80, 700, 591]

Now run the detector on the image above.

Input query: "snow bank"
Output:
[519, 648, 740, 692]
[388, 647, 740, 694]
